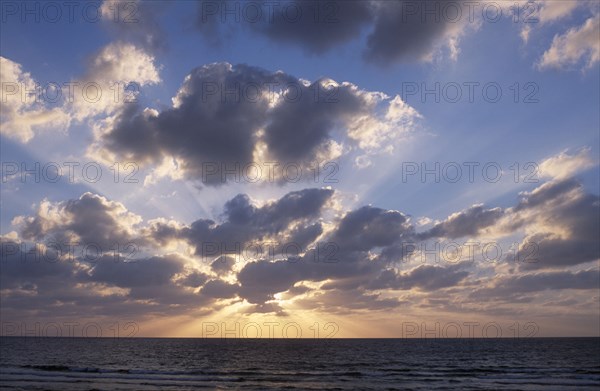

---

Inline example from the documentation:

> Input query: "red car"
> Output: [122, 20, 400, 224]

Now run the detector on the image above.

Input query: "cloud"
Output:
[85, 42, 161, 85]
[295, 289, 402, 313]
[364, 1, 468, 64]
[149, 188, 334, 257]
[0, 238, 218, 320]
[0, 57, 70, 142]
[196, 1, 471, 65]
[72, 41, 161, 121]
[95, 62, 419, 184]
[100, 0, 169, 52]
[512, 178, 581, 212]
[538, 148, 596, 179]
[420, 204, 504, 240]
[472, 270, 599, 301]
[507, 179, 600, 269]
[538, 13, 600, 70]
[247, 0, 374, 54]
[195, 0, 372, 52]
[210, 255, 236, 274]
[4, 170, 598, 316]
[87, 255, 185, 288]
[330, 206, 413, 252]
[180, 270, 210, 287]
[200, 279, 240, 299]
[233, 205, 423, 307]
[383, 264, 470, 291]
[535, 0, 582, 24]
[1, 42, 161, 143]
[13, 192, 143, 250]
[519, 0, 582, 43]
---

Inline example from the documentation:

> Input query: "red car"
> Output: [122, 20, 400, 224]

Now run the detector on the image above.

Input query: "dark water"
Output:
[1, 337, 599, 390]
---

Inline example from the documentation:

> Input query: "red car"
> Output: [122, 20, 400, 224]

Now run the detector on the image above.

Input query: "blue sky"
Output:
[1, 1, 599, 337]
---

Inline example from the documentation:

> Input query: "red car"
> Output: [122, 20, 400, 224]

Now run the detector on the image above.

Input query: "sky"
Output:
[0, 0, 599, 338]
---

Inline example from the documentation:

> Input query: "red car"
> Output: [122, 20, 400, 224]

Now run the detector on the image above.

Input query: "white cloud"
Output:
[347, 95, 421, 153]
[518, 0, 581, 44]
[1, 42, 161, 143]
[71, 41, 161, 121]
[537, 1, 581, 24]
[539, 148, 596, 179]
[88, 42, 161, 84]
[0, 57, 70, 142]
[538, 14, 600, 70]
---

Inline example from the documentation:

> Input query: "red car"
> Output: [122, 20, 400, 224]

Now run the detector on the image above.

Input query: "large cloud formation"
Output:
[4, 173, 598, 320]
[94, 62, 420, 185]
[197, 0, 600, 70]
[196, 0, 469, 64]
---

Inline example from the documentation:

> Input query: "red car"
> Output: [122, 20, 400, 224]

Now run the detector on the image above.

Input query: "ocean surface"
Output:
[0, 337, 599, 390]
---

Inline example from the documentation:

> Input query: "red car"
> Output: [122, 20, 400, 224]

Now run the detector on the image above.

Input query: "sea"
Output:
[0, 337, 599, 390]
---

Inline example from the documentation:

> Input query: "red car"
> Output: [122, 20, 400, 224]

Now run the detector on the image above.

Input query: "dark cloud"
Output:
[515, 231, 599, 270]
[282, 284, 312, 297]
[330, 206, 413, 252]
[210, 255, 236, 274]
[472, 270, 600, 301]
[390, 264, 469, 291]
[365, 1, 461, 64]
[17, 192, 140, 250]
[264, 81, 367, 162]
[510, 180, 600, 269]
[251, 1, 373, 54]
[234, 202, 466, 307]
[242, 302, 286, 316]
[196, 1, 465, 65]
[196, 0, 373, 53]
[287, 223, 323, 249]
[200, 279, 239, 299]
[237, 260, 304, 304]
[295, 289, 402, 314]
[5, 175, 598, 318]
[514, 178, 581, 212]
[0, 239, 75, 289]
[234, 205, 415, 306]
[420, 205, 504, 240]
[104, 64, 289, 184]
[150, 188, 334, 256]
[87, 255, 184, 288]
[180, 270, 210, 287]
[235, 251, 385, 306]
[101, 63, 382, 184]
[0, 239, 218, 320]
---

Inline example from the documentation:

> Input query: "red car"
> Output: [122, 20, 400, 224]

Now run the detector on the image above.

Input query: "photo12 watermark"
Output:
[396, 1, 539, 24]
[197, 1, 540, 26]
[1, 321, 140, 337]
[1, 81, 142, 105]
[200, 161, 339, 184]
[1, 239, 140, 264]
[1, 161, 140, 184]
[201, 240, 340, 263]
[200, 321, 339, 338]
[400, 161, 540, 184]
[400, 240, 539, 265]
[196, 80, 341, 104]
[1, 1, 139, 24]
[400, 81, 540, 104]
[199, 1, 341, 25]
[400, 321, 540, 338]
